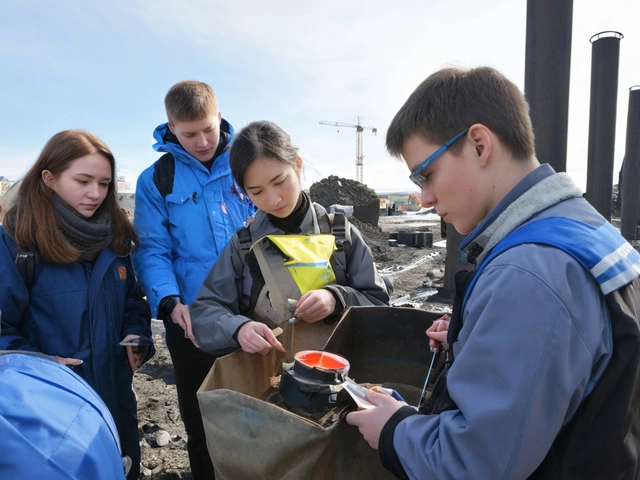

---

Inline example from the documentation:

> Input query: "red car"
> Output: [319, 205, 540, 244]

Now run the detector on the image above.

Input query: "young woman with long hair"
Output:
[0, 129, 154, 480]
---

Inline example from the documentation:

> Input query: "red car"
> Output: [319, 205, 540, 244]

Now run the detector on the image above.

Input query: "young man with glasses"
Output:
[347, 66, 640, 479]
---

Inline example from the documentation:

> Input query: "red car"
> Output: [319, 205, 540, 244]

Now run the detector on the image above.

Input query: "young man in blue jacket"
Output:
[347, 66, 640, 479]
[133, 80, 254, 480]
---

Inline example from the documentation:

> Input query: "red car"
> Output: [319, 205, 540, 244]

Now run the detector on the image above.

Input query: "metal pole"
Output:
[620, 86, 640, 239]
[585, 31, 623, 220]
[356, 126, 363, 184]
[524, 0, 573, 173]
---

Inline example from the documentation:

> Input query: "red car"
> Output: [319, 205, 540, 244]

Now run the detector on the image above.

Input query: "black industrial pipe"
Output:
[524, 0, 573, 173]
[620, 86, 640, 240]
[443, 224, 466, 292]
[585, 31, 623, 221]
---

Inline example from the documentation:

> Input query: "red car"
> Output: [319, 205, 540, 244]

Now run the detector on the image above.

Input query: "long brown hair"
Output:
[7, 130, 138, 263]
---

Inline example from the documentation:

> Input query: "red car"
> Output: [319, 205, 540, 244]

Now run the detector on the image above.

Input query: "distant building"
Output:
[379, 194, 421, 212]
[0, 179, 15, 197]
[379, 198, 397, 216]
[117, 178, 136, 193]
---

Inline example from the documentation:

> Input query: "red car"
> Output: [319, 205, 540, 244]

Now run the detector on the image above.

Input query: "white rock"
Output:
[155, 430, 171, 447]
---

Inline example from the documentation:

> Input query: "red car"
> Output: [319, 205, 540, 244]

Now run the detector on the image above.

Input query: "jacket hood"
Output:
[459, 165, 582, 265]
[152, 118, 234, 159]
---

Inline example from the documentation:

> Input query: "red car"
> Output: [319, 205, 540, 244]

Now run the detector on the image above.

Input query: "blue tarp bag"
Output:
[0, 351, 126, 479]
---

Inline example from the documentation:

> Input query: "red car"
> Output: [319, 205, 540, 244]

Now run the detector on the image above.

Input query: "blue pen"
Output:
[418, 346, 439, 408]
[372, 386, 405, 402]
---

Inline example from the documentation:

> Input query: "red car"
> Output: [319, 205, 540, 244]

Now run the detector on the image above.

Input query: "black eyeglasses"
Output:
[409, 129, 468, 189]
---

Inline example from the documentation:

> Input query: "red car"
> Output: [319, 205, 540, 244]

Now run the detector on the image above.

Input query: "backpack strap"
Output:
[330, 213, 350, 285]
[315, 205, 352, 286]
[236, 226, 253, 263]
[314, 203, 332, 234]
[2, 233, 35, 301]
[152, 153, 175, 199]
[312, 203, 352, 249]
[329, 212, 351, 256]
[465, 216, 640, 304]
[15, 245, 36, 291]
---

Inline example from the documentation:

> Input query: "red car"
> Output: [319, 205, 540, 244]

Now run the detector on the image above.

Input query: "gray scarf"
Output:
[53, 195, 113, 262]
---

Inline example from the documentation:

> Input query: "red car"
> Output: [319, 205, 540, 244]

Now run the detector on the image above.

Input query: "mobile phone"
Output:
[120, 337, 152, 372]
[119, 337, 153, 347]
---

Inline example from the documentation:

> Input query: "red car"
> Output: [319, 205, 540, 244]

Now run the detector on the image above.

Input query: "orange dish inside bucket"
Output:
[294, 350, 350, 374]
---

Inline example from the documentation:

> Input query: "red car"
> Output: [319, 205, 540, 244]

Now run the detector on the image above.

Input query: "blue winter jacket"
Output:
[133, 119, 255, 325]
[0, 227, 153, 476]
[380, 165, 630, 479]
[0, 353, 126, 479]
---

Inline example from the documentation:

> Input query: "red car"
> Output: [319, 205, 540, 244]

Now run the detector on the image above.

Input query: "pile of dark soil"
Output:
[349, 216, 395, 263]
[349, 216, 388, 243]
[310, 176, 380, 226]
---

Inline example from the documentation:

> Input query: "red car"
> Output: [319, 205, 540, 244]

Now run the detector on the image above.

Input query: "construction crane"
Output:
[319, 116, 377, 184]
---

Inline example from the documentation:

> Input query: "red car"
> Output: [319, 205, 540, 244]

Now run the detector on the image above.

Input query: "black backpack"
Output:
[152, 153, 175, 199]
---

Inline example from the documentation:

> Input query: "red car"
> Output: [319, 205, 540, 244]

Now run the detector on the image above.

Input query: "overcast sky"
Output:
[1, 0, 638, 193]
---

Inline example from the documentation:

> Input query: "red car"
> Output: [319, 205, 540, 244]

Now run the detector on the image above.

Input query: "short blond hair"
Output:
[164, 80, 219, 124]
